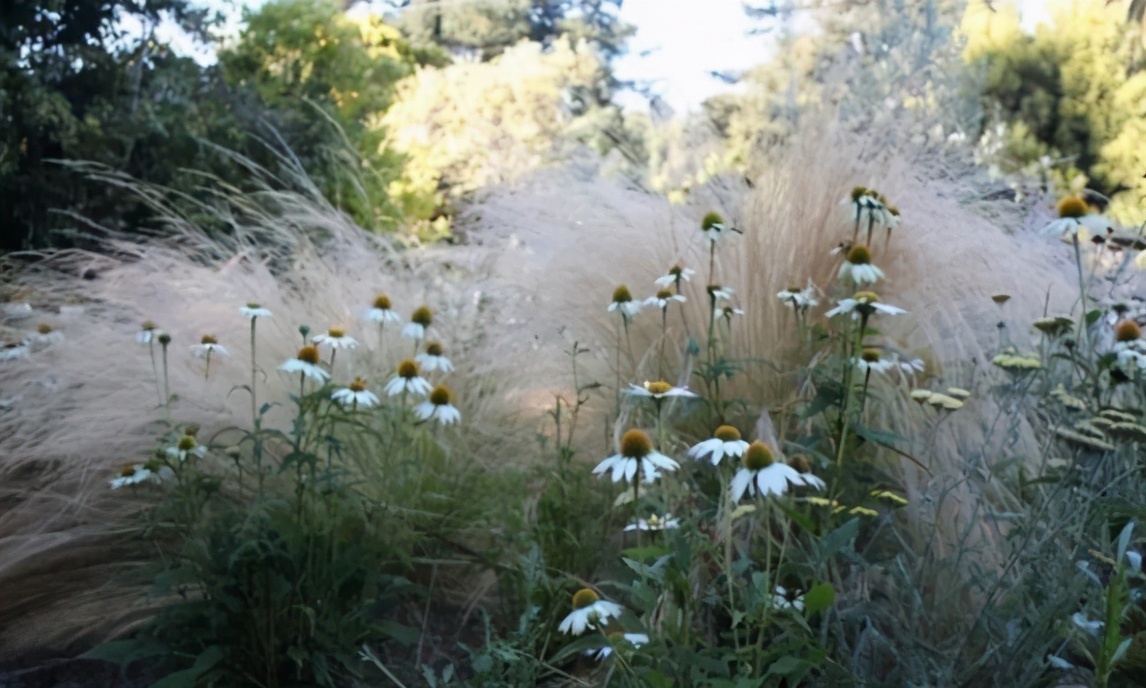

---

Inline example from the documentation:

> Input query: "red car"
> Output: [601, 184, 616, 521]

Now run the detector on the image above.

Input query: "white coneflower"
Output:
[772, 585, 806, 612]
[895, 355, 926, 378]
[593, 429, 679, 484]
[558, 588, 624, 636]
[26, 323, 63, 346]
[313, 327, 358, 351]
[838, 245, 885, 286]
[191, 334, 229, 359]
[854, 347, 895, 375]
[1040, 196, 1109, 239]
[279, 345, 330, 382]
[777, 280, 819, 311]
[688, 425, 750, 466]
[240, 303, 272, 320]
[109, 464, 154, 489]
[332, 377, 380, 409]
[715, 305, 744, 323]
[731, 441, 817, 503]
[415, 385, 461, 424]
[787, 455, 827, 490]
[1112, 319, 1144, 372]
[166, 434, 207, 462]
[0, 342, 29, 361]
[627, 380, 699, 400]
[645, 289, 686, 310]
[706, 284, 735, 302]
[136, 321, 158, 345]
[366, 294, 401, 324]
[826, 291, 907, 319]
[624, 514, 680, 532]
[415, 341, 454, 373]
[585, 633, 649, 661]
[700, 210, 735, 244]
[608, 285, 642, 318]
[402, 306, 434, 341]
[385, 359, 432, 397]
[654, 263, 695, 289]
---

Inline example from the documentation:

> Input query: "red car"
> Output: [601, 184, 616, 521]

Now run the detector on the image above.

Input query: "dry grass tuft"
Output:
[0, 164, 529, 655]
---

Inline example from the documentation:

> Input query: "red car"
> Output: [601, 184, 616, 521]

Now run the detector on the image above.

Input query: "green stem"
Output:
[148, 339, 162, 406]
[250, 317, 258, 425]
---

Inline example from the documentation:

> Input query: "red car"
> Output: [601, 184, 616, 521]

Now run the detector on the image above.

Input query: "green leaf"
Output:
[621, 545, 671, 562]
[765, 655, 813, 678]
[804, 582, 835, 615]
[151, 646, 226, 688]
[820, 518, 859, 559]
[1087, 309, 1103, 325]
[853, 423, 903, 446]
[1116, 520, 1136, 566]
[378, 619, 420, 646]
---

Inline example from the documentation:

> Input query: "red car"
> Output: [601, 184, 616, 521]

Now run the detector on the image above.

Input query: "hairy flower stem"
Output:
[203, 350, 212, 381]
[852, 206, 862, 244]
[865, 212, 876, 247]
[329, 348, 337, 377]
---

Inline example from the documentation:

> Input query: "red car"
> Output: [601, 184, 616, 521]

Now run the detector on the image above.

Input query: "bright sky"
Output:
[612, 0, 774, 115]
[139, 0, 1054, 117]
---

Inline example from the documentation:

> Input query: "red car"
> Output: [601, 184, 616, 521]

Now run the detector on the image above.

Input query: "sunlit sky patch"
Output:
[126, 0, 1053, 116]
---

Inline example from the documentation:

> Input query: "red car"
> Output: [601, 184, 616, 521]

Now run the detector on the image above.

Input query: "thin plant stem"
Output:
[329, 348, 337, 376]
[149, 339, 162, 406]
[250, 317, 258, 425]
[161, 340, 171, 412]
[659, 307, 668, 379]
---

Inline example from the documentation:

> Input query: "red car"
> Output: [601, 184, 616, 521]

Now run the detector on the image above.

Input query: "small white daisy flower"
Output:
[109, 464, 154, 489]
[415, 385, 462, 424]
[593, 429, 680, 484]
[826, 291, 907, 320]
[608, 285, 642, 318]
[331, 377, 380, 409]
[654, 264, 694, 288]
[838, 245, 885, 286]
[1040, 196, 1109, 238]
[585, 633, 649, 661]
[777, 281, 819, 311]
[0, 342, 29, 361]
[313, 327, 358, 351]
[624, 514, 679, 532]
[190, 334, 228, 359]
[384, 359, 432, 397]
[366, 294, 401, 324]
[688, 425, 750, 466]
[699, 211, 735, 244]
[166, 434, 207, 462]
[402, 306, 434, 341]
[854, 348, 895, 375]
[415, 341, 455, 373]
[787, 455, 827, 490]
[558, 589, 625, 636]
[706, 285, 735, 302]
[240, 303, 272, 320]
[26, 323, 64, 347]
[645, 289, 686, 310]
[136, 321, 159, 344]
[731, 441, 817, 503]
[279, 345, 331, 382]
[627, 380, 699, 400]
[715, 305, 744, 322]
[772, 586, 806, 612]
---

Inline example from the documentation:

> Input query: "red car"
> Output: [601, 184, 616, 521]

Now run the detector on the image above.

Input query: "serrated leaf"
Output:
[765, 655, 812, 677]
